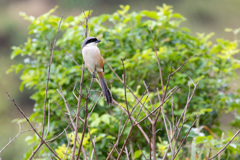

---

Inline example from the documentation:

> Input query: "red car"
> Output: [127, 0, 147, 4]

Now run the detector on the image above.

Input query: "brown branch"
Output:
[107, 93, 150, 160]
[46, 116, 76, 143]
[64, 47, 83, 70]
[90, 135, 97, 160]
[173, 114, 201, 159]
[137, 143, 148, 160]
[116, 126, 134, 160]
[135, 86, 180, 126]
[0, 124, 32, 154]
[121, 58, 133, 125]
[162, 80, 199, 160]
[71, 61, 85, 160]
[209, 129, 240, 160]
[149, 27, 164, 99]
[6, 92, 61, 160]
[76, 77, 94, 159]
[29, 143, 43, 160]
[63, 131, 72, 160]
[42, 16, 63, 138]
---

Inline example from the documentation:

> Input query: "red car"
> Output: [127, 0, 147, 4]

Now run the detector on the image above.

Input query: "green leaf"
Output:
[134, 150, 142, 159]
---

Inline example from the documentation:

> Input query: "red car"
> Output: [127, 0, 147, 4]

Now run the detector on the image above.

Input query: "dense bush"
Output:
[8, 4, 240, 159]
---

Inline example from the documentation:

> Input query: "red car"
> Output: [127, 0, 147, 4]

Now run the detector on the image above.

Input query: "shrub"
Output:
[8, 4, 240, 159]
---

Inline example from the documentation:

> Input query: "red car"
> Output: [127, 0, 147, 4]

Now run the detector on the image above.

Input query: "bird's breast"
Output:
[82, 46, 103, 72]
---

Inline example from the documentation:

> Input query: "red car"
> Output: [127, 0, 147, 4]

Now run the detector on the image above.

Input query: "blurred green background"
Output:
[0, 0, 239, 159]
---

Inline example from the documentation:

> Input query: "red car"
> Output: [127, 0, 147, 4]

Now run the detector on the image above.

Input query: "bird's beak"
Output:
[96, 39, 101, 43]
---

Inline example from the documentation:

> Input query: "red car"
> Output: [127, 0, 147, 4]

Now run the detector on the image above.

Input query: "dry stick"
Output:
[125, 147, 130, 160]
[63, 92, 101, 160]
[6, 92, 61, 160]
[76, 77, 94, 159]
[116, 126, 134, 160]
[53, 102, 74, 131]
[42, 17, 63, 138]
[121, 58, 133, 125]
[143, 81, 157, 159]
[102, 56, 151, 118]
[106, 93, 149, 160]
[44, 100, 51, 139]
[71, 62, 85, 160]
[154, 63, 173, 125]
[172, 114, 201, 159]
[57, 88, 88, 158]
[135, 86, 180, 126]
[172, 113, 193, 158]
[208, 129, 240, 160]
[143, 81, 154, 111]
[29, 143, 43, 160]
[86, 120, 98, 160]
[57, 87, 88, 158]
[149, 29, 166, 158]
[149, 27, 164, 99]
[162, 80, 199, 160]
[116, 89, 161, 160]
[0, 124, 32, 154]
[64, 48, 83, 70]
[63, 133, 72, 160]
[171, 96, 175, 132]
[162, 111, 174, 155]
[136, 143, 148, 160]
[115, 99, 151, 141]
[218, 132, 225, 160]
[172, 82, 193, 157]
[46, 116, 76, 143]
[90, 136, 97, 160]
[82, 10, 91, 38]
[87, 92, 103, 120]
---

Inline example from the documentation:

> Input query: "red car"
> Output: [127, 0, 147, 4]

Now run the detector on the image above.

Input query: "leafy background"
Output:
[1, 0, 240, 159]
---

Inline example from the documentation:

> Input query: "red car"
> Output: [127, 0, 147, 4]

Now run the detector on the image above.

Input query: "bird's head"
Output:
[81, 37, 101, 50]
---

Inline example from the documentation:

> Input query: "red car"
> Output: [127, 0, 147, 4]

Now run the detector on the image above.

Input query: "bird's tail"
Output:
[97, 72, 113, 105]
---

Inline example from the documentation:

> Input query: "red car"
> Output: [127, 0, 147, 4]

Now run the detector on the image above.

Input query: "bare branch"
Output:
[121, 58, 133, 125]
[149, 27, 164, 98]
[64, 47, 83, 70]
[173, 114, 201, 159]
[6, 92, 61, 160]
[137, 143, 148, 160]
[0, 124, 32, 154]
[42, 16, 63, 138]
[71, 61, 85, 160]
[76, 77, 94, 159]
[209, 129, 240, 160]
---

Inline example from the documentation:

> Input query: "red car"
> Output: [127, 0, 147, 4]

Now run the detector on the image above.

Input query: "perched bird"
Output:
[81, 37, 113, 105]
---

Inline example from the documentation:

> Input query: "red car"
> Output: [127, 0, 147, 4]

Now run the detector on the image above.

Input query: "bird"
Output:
[81, 37, 113, 105]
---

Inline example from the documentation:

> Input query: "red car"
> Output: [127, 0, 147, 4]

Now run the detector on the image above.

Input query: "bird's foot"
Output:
[92, 72, 96, 78]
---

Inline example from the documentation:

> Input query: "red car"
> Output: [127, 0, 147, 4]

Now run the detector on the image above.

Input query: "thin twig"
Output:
[71, 62, 85, 160]
[173, 114, 201, 159]
[6, 92, 61, 160]
[90, 136, 97, 160]
[76, 77, 94, 159]
[0, 124, 32, 154]
[29, 143, 43, 160]
[121, 58, 133, 125]
[63, 132, 72, 160]
[64, 47, 83, 70]
[209, 129, 240, 160]
[42, 17, 63, 138]
[137, 143, 148, 160]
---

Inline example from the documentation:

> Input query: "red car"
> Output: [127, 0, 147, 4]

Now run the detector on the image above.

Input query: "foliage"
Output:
[8, 4, 240, 159]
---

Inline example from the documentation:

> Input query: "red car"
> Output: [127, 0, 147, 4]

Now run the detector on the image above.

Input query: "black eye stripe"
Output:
[86, 38, 97, 45]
